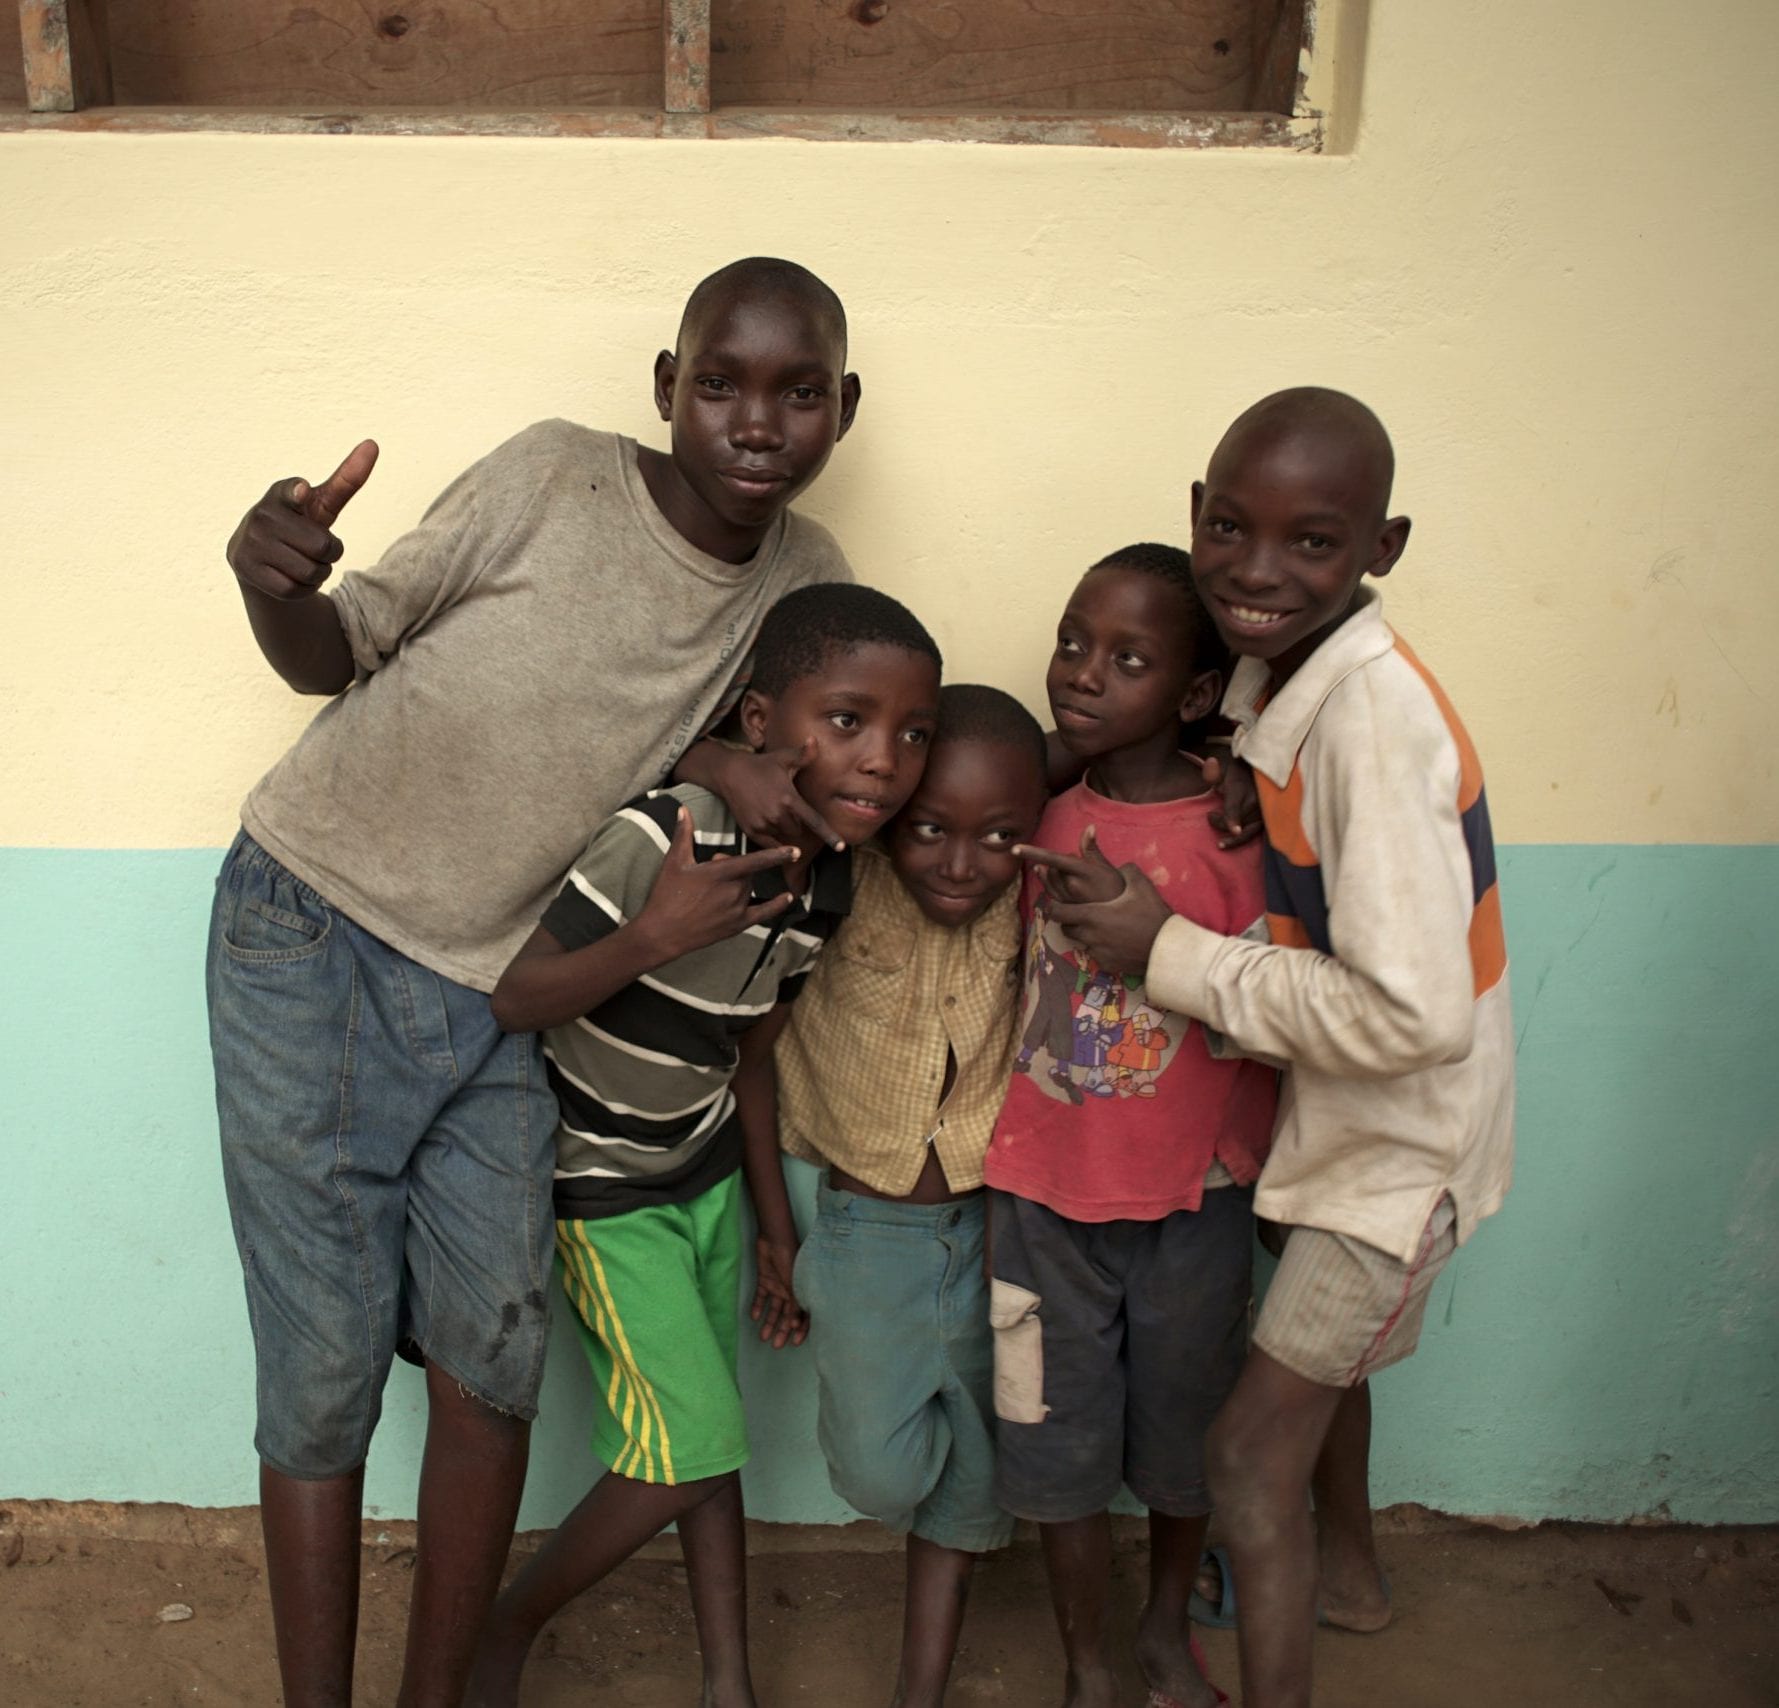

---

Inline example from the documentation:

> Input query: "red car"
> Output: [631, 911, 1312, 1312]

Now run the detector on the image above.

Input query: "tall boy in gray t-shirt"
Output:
[209, 258, 859, 1706]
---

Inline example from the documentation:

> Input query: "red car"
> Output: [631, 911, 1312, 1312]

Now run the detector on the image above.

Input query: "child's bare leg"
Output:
[1135, 1511, 1219, 1707]
[677, 1472, 758, 1707]
[1309, 1380, 1392, 1631]
[1037, 1513, 1117, 1708]
[397, 1363, 532, 1707]
[892, 1535, 975, 1708]
[465, 1468, 740, 1708]
[259, 1463, 363, 1708]
[1206, 1350, 1345, 1708]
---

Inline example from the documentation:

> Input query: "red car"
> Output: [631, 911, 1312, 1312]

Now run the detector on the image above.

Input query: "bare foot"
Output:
[1059, 1662, 1119, 1708]
[1195, 1545, 1392, 1635]
[1314, 1534, 1392, 1633]
[1134, 1613, 1221, 1708]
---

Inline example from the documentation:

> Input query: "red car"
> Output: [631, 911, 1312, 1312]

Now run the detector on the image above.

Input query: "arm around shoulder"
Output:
[1147, 691, 1480, 1079]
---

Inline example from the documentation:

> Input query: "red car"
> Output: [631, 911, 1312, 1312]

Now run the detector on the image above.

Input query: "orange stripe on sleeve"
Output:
[1266, 913, 1316, 950]
[1257, 768, 1318, 867]
[1391, 634, 1485, 811]
[1469, 883, 1508, 997]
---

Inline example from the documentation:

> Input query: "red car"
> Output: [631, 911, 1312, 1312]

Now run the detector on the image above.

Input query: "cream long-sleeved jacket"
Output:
[1146, 591, 1514, 1263]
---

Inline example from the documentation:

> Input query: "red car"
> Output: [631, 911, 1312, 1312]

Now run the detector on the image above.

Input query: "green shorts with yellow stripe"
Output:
[555, 1171, 747, 1486]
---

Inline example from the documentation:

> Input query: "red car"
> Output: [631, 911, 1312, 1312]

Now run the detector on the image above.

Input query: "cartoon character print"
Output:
[1013, 898, 1187, 1106]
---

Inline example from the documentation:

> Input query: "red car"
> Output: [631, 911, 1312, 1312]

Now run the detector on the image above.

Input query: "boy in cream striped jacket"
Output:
[1037, 388, 1513, 1708]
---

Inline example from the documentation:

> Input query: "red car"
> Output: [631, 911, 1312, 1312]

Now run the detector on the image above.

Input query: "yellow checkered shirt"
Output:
[775, 844, 1023, 1195]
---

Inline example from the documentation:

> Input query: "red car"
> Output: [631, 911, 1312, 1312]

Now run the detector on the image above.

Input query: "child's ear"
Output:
[738, 687, 773, 753]
[652, 350, 677, 422]
[1189, 480, 1207, 529]
[1178, 666, 1222, 726]
[1369, 514, 1412, 580]
[836, 373, 862, 442]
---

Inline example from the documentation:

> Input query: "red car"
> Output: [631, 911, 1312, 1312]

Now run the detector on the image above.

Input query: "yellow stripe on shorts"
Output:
[557, 1230, 637, 1475]
[562, 1222, 677, 1485]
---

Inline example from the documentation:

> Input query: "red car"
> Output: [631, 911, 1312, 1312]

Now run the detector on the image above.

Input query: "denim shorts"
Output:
[793, 1181, 1014, 1554]
[988, 1185, 1253, 1522]
[207, 831, 557, 1480]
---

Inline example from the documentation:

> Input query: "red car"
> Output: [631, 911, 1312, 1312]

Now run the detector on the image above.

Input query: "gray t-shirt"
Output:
[241, 420, 853, 991]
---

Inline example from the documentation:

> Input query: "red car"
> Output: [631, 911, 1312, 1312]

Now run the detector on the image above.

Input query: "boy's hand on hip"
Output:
[751, 1237, 808, 1349]
[1025, 831, 1174, 978]
[227, 439, 380, 600]
[716, 738, 847, 853]
[633, 809, 797, 964]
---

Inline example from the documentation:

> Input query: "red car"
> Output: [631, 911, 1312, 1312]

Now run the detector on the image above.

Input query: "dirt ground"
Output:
[0, 1504, 1773, 1706]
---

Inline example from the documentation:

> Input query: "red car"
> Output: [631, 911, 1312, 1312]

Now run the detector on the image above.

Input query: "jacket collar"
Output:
[1222, 589, 1396, 787]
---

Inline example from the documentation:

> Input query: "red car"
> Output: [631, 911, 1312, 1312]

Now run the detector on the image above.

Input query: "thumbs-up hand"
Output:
[227, 440, 379, 600]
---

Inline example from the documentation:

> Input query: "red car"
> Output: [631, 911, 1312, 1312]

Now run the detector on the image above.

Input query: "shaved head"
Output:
[1209, 387, 1395, 523]
[677, 257, 848, 362]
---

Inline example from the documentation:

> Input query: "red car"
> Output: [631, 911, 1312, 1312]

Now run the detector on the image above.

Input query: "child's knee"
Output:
[830, 1452, 940, 1529]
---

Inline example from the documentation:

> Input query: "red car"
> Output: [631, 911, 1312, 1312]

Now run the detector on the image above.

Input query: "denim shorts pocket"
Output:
[989, 1279, 1049, 1424]
[223, 892, 332, 965]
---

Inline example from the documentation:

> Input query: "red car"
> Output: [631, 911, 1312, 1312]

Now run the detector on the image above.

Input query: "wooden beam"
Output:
[21, 1, 111, 111]
[664, 0, 709, 114]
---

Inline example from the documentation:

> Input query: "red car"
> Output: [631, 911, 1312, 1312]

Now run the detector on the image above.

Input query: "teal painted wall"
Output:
[3, 846, 1775, 1528]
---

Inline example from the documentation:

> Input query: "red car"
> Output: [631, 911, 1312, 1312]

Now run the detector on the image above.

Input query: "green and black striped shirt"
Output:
[541, 783, 852, 1221]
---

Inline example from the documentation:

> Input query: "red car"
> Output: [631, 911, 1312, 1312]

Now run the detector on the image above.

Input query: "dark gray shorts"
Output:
[988, 1185, 1253, 1522]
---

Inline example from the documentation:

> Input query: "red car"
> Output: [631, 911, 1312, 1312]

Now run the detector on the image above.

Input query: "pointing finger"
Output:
[716, 845, 800, 879]
[1015, 843, 1095, 881]
[744, 893, 797, 928]
[784, 789, 846, 853]
[667, 807, 697, 862]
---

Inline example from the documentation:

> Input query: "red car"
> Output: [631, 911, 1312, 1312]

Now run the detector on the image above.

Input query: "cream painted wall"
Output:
[2, 0, 1775, 848]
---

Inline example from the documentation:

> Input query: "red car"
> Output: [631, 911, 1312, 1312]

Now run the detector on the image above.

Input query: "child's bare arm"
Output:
[225, 444, 379, 695]
[677, 734, 846, 854]
[734, 1004, 807, 1349]
[489, 810, 797, 1033]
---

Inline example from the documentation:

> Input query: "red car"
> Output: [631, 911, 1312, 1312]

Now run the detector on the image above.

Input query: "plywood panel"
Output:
[105, 0, 663, 108]
[710, 0, 1303, 114]
[0, 7, 26, 106]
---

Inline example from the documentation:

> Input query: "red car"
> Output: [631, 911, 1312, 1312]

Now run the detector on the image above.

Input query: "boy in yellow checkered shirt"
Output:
[762, 684, 1049, 1708]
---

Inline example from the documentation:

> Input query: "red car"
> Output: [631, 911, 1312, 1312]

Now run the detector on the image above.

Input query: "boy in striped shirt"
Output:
[1037, 389, 1514, 1708]
[466, 584, 942, 1708]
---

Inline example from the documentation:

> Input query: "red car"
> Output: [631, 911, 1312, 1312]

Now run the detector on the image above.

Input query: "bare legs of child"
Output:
[1311, 1382, 1393, 1630]
[1205, 1348, 1354, 1708]
[1194, 1380, 1392, 1634]
[464, 1468, 756, 1708]
[892, 1535, 975, 1708]
[260, 1362, 532, 1708]
[1037, 1510, 1221, 1708]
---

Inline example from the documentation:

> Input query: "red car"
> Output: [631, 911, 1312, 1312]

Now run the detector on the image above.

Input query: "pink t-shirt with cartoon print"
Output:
[984, 783, 1277, 1222]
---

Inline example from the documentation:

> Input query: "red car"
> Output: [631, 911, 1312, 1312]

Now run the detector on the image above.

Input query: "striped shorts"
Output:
[1253, 1195, 1457, 1389]
[555, 1171, 747, 1485]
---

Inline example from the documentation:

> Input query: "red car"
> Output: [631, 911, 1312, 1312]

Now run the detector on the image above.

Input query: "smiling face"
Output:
[888, 736, 1049, 927]
[741, 642, 940, 850]
[1190, 423, 1410, 684]
[1046, 566, 1220, 767]
[651, 291, 860, 562]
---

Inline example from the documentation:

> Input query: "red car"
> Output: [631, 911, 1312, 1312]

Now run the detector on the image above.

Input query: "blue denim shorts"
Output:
[207, 831, 557, 1480]
[793, 1181, 1013, 1553]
